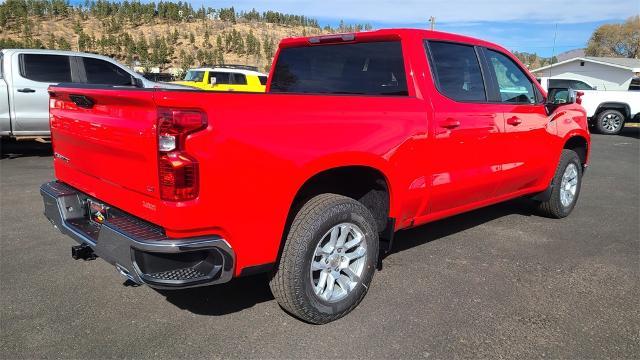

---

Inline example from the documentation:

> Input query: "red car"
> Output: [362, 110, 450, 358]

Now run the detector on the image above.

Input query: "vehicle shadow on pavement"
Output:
[388, 197, 537, 256]
[156, 273, 274, 316]
[157, 198, 538, 317]
[616, 126, 640, 139]
[0, 139, 53, 159]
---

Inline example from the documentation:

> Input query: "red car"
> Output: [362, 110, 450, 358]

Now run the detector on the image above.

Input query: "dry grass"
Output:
[3, 15, 328, 70]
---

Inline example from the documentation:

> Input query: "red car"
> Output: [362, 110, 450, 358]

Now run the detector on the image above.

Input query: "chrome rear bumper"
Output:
[40, 181, 234, 289]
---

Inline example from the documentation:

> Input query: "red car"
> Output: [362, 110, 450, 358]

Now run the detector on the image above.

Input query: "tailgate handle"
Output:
[69, 94, 95, 109]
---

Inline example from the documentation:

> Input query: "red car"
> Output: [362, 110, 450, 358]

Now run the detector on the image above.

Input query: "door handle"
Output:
[69, 94, 95, 109]
[507, 116, 522, 126]
[17, 88, 36, 93]
[440, 118, 461, 129]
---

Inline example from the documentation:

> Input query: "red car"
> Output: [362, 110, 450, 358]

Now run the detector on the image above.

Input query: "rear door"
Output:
[483, 48, 555, 195]
[231, 73, 248, 91]
[11, 53, 76, 134]
[424, 41, 505, 213]
[79, 56, 134, 86]
[210, 71, 233, 91]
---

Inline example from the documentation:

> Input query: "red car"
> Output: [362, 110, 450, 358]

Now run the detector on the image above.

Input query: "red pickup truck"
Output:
[41, 29, 590, 324]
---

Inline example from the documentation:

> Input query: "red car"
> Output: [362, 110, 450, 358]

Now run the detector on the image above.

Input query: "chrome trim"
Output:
[41, 181, 235, 289]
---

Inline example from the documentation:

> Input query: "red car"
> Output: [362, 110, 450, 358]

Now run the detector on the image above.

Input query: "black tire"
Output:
[595, 109, 626, 135]
[269, 193, 379, 324]
[537, 149, 583, 218]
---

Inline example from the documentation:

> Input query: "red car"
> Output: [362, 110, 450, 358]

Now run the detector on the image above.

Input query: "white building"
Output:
[531, 57, 640, 91]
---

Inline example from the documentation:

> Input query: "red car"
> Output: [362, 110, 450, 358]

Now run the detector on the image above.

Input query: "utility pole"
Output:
[428, 16, 436, 30]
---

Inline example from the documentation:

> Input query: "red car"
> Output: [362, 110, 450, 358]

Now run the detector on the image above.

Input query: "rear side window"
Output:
[486, 49, 536, 104]
[548, 79, 593, 90]
[83, 57, 132, 86]
[271, 41, 408, 96]
[570, 81, 594, 90]
[20, 54, 72, 83]
[258, 76, 267, 85]
[211, 72, 231, 85]
[427, 41, 486, 102]
[548, 79, 570, 89]
[232, 73, 247, 85]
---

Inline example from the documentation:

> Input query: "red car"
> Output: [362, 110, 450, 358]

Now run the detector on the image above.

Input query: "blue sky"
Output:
[200, 0, 638, 57]
[55, 0, 639, 57]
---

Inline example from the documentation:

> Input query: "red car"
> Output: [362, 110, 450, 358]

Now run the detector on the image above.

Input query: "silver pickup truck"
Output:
[1, 49, 169, 140]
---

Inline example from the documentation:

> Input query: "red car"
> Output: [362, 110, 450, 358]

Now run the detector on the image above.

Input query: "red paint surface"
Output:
[48, 29, 590, 276]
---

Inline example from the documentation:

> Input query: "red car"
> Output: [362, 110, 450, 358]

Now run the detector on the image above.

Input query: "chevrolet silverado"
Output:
[41, 29, 591, 324]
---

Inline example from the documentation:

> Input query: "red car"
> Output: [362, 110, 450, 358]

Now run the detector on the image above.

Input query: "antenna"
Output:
[549, 23, 558, 78]
[428, 16, 436, 31]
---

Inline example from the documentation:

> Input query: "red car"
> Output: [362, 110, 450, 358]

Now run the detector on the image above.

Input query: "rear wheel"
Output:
[537, 149, 583, 218]
[269, 193, 379, 324]
[596, 109, 625, 135]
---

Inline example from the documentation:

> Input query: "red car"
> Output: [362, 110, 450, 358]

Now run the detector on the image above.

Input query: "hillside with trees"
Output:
[512, 51, 557, 70]
[0, 0, 373, 73]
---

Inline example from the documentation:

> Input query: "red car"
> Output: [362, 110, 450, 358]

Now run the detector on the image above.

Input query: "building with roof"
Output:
[531, 56, 640, 91]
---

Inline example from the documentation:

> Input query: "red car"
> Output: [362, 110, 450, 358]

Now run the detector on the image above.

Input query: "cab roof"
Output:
[279, 28, 511, 54]
[188, 67, 267, 77]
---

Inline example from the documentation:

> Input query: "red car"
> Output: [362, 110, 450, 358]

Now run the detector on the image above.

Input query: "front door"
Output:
[425, 41, 505, 214]
[483, 48, 555, 195]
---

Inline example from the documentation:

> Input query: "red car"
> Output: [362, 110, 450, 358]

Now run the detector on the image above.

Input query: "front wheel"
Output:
[270, 193, 379, 324]
[596, 109, 625, 135]
[537, 149, 583, 218]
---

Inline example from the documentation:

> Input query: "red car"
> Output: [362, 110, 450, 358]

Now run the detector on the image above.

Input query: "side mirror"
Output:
[546, 87, 577, 105]
[210, 77, 217, 85]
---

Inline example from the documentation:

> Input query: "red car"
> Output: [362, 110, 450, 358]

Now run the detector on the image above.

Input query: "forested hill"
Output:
[0, 0, 373, 72]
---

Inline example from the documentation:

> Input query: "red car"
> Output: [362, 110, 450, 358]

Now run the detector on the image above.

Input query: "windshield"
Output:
[183, 70, 205, 82]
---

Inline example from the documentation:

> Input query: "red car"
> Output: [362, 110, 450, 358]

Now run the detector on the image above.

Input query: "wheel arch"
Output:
[563, 133, 590, 168]
[290, 164, 393, 233]
[595, 102, 631, 120]
[273, 161, 395, 269]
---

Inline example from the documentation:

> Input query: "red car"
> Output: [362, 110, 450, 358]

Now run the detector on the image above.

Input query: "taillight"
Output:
[157, 108, 207, 201]
[157, 108, 207, 152]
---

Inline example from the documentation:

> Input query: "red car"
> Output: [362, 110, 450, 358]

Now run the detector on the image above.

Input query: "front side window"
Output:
[486, 49, 536, 104]
[427, 41, 486, 102]
[20, 54, 72, 83]
[183, 70, 205, 82]
[83, 57, 132, 86]
[258, 76, 267, 85]
[271, 41, 408, 96]
[210, 72, 231, 85]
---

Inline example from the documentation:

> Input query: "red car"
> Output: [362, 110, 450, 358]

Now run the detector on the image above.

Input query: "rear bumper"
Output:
[40, 181, 234, 289]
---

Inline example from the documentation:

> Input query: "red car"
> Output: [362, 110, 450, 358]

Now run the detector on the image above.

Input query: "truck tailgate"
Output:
[49, 87, 159, 200]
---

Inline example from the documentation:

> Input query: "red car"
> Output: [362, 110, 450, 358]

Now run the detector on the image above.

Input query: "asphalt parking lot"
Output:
[1, 129, 638, 359]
